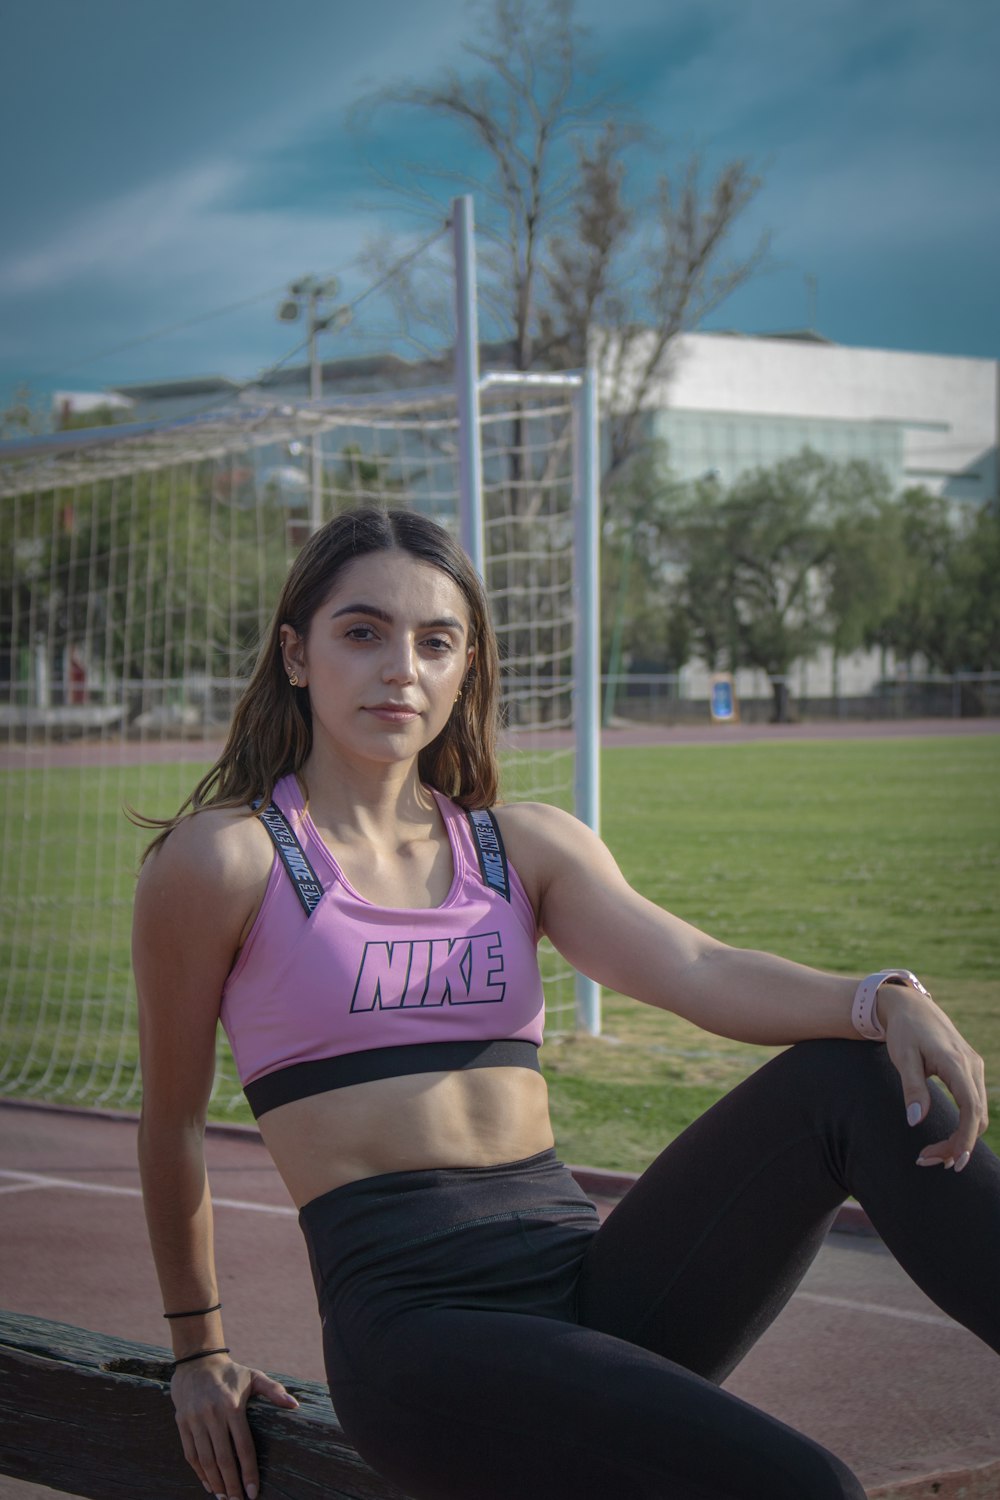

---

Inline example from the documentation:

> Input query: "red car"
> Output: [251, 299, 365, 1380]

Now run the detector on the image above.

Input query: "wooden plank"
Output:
[0, 1310, 408, 1500]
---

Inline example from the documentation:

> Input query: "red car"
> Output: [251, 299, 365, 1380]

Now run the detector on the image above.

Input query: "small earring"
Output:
[454, 688, 463, 702]
[288, 673, 300, 688]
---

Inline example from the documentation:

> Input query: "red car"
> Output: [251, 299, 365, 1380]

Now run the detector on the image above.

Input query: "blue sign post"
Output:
[710, 673, 739, 724]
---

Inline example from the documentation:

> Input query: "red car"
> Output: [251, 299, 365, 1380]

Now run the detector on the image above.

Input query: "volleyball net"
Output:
[0, 376, 596, 1114]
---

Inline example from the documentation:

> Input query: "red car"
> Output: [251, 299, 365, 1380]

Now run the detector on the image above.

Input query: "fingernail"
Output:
[955, 1151, 971, 1173]
[906, 1102, 922, 1127]
[247, 1488, 258, 1500]
[944, 1157, 955, 1169]
[916, 1155, 935, 1166]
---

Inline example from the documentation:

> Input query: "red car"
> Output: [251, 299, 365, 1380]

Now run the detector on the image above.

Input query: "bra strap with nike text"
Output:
[254, 801, 324, 917]
[466, 807, 510, 903]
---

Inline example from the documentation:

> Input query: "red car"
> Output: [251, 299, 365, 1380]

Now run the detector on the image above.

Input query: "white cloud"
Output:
[1, 162, 246, 294]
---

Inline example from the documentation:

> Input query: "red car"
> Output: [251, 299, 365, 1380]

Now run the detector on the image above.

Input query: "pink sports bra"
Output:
[220, 775, 546, 1118]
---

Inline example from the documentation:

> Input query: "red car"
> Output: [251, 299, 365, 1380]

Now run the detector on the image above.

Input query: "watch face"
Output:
[896, 970, 929, 996]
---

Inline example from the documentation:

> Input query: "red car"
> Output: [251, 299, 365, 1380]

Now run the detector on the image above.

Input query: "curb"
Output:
[868, 1456, 1000, 1498]
[0, 1098, 875, 1236]
[1, 1097, 877, 1236]
[568, 1162, 876, 1236]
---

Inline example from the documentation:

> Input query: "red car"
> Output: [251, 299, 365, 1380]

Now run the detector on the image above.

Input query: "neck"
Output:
[296, 746, 436, 842]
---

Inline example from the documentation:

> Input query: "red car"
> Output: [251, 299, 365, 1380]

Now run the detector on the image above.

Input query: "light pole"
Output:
[277, 277, 350, 533]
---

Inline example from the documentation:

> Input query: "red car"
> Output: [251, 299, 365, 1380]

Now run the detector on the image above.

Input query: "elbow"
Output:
[669, 941, 742, 1030]
[137, 1106, 207, 1168]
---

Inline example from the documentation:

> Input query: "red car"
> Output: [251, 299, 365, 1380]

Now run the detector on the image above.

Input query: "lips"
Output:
[364, 703, 421, 721]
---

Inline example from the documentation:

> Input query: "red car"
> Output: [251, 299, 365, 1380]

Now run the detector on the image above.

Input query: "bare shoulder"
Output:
[492, 800, 624, 907]
[135, 805, 273, 931]
[493, 798, 590, 852]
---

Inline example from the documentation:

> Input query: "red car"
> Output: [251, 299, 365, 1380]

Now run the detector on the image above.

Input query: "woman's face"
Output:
[280, 549, 474, 769]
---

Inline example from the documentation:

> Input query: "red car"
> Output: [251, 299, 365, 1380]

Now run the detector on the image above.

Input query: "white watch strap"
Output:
[851, 969, 928, 1041]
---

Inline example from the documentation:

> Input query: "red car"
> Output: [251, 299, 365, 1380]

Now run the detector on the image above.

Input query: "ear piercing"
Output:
[288, 673, 300, 687]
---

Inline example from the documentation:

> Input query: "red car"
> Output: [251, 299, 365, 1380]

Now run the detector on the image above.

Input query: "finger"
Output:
[190, 1424, 229, 1500]
[230, 1414, 261, 1500]
[176, 1422, 214, 1494]
[212, 1431, 247, 1500]
[914, 1078, 982, 1174]
[892, 1053, 932, 1131]
[250, 1369, 300, 1408]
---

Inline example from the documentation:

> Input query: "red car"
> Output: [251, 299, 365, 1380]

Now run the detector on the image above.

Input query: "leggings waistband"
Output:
[299, 1149, 596, 1273]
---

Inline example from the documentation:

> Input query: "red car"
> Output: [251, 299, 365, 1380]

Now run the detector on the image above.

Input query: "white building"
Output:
[646, 330, 997, 510]
[600, 330, 998, 709]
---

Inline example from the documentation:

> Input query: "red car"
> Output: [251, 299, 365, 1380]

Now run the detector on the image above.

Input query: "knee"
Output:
[775, 1036, 895, 1093]
[767, 1037, 908, 1130]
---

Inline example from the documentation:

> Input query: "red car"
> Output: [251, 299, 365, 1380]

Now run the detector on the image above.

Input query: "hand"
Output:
[880, 985, 989, 1173]
[171, 1353, 299, 1500]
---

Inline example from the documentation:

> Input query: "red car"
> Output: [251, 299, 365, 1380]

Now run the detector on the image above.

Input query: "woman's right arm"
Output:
[133, 812, 298, 1500]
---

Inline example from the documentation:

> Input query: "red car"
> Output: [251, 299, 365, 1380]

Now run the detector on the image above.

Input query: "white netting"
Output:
[0, 382, 585, 1114]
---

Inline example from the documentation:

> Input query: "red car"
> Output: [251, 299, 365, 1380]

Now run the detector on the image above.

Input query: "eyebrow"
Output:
[331, 603, 465, 632]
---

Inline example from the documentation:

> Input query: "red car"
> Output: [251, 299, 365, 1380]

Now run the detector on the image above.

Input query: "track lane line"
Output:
[0, 1169, 969, 1330]
[0, 1168, 297, 1216]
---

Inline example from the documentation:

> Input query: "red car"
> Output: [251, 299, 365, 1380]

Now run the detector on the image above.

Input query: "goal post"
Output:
[0, 366, 601, 1113]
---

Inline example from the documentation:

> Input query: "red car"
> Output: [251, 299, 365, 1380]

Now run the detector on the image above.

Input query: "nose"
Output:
[382, 635, 418, 685]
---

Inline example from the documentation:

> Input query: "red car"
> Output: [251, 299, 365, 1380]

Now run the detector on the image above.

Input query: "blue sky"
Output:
[1, 0, 997, 411]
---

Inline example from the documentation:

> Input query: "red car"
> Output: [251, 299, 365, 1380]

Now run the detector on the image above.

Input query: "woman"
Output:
[134, 506, 998, 1500]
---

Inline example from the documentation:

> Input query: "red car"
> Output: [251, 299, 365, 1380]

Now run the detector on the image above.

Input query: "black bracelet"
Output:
[172, 1347, 230, 1370]
[163, 1302, 222, 1320]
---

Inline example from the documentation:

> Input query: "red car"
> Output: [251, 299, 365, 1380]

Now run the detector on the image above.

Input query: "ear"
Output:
[279, 623, 308, 686]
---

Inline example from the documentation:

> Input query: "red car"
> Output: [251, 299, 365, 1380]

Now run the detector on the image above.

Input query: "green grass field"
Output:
[547, 735, 1000, 1168]
[1, 735, 997, 1166]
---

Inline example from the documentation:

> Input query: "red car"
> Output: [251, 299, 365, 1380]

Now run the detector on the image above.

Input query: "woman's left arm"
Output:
[498, 802, 988, 1170]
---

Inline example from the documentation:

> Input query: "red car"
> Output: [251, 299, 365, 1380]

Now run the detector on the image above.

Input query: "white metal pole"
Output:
[452, 196, 485, 575]
[309, 289, 323, 534]
[573, 366, 602, 1035]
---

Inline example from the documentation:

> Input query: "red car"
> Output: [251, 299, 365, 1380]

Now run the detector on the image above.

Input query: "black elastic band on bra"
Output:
[244, 1038, 540, 1119]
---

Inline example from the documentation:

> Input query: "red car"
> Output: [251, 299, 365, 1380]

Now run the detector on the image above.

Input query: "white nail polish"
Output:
[906, 1102, 922, 1127]
[955, 1151, 971, 1173]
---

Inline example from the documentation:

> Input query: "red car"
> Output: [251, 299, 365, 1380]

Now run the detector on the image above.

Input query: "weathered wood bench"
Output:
[0, 1309, 408, 1499]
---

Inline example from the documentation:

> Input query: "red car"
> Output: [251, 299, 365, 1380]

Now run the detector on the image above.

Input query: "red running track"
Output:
[1, 1100, 998, 1500]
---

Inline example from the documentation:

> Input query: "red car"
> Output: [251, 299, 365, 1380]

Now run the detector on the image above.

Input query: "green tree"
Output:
[865, 487, 955, 671]
[358, 0, 765, 485]
[948, 501, 1000, 674]
[877, 493, 1000, 681]
[667, 452, 897, 721]
[1, 383, 47, 439]
[0, 464, 290, 717]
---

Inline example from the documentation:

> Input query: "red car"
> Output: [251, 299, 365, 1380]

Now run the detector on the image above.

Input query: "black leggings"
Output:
[299, 1040, 1000, 1500]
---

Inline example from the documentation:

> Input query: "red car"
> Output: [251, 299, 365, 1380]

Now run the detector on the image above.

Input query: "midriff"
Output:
[256, 1066, 554, 1207]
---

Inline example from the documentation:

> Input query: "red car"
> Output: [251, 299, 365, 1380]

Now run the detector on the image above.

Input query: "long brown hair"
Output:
[136, 507, 502, 857]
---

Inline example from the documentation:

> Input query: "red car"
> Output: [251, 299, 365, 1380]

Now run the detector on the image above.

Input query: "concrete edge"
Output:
[569, 1163, 876, 1236]
[867, 1454, 1000, 1498]
[1, 1096, 876, 1236]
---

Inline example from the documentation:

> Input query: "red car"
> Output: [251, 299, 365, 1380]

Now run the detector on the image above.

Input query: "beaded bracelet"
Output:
[172, 1347, 230, 1370]
[163, 1302, 222, 1320]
